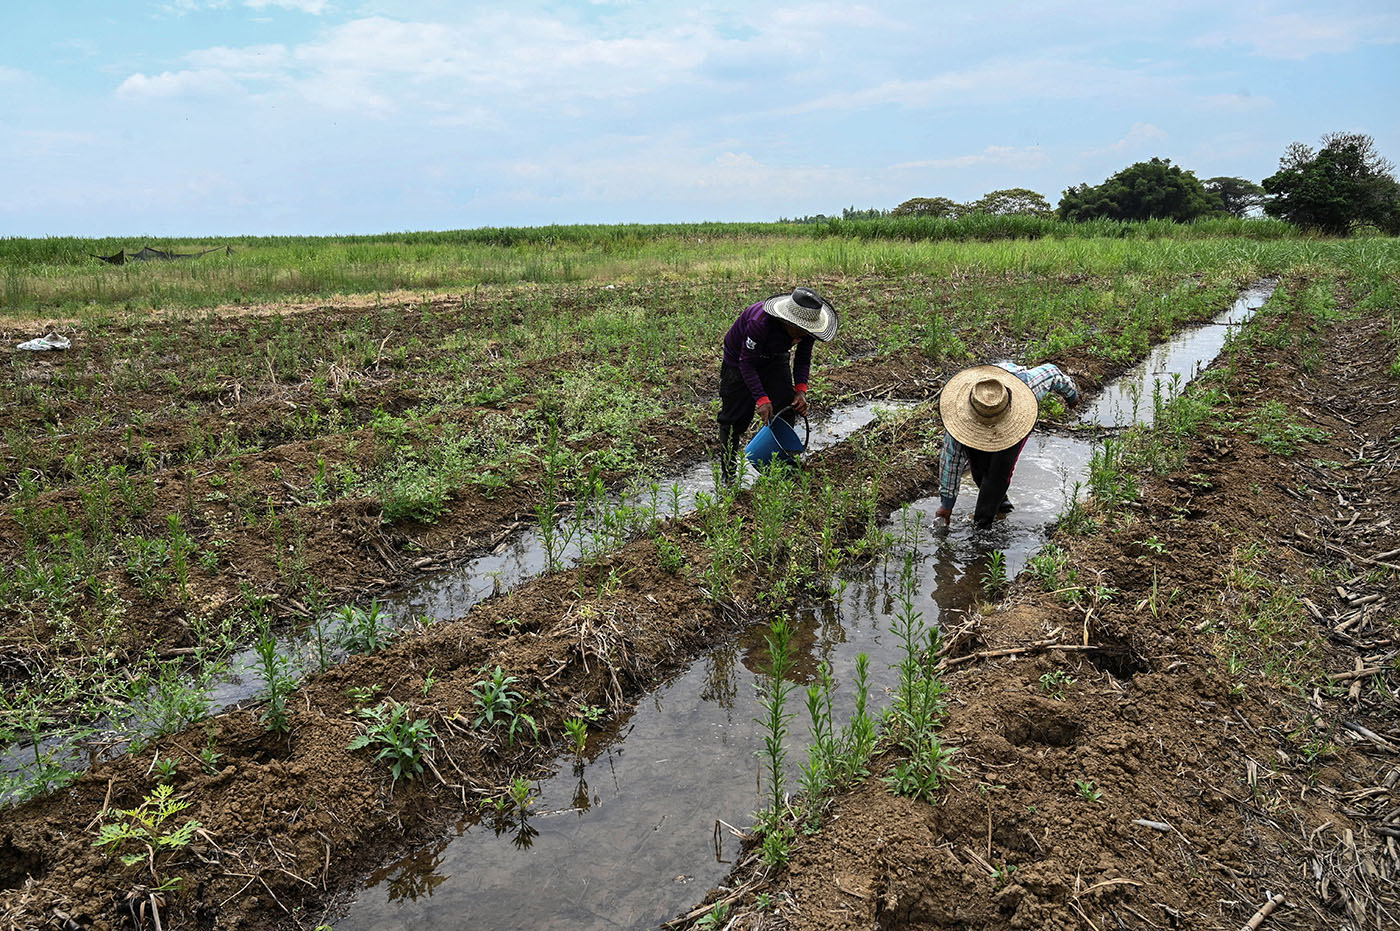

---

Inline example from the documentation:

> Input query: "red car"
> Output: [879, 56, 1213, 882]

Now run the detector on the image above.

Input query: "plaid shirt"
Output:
[938, 362, 1079, 508]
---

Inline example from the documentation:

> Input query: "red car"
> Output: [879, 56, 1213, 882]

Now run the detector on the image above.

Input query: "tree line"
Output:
[788, 133, 1399, 236]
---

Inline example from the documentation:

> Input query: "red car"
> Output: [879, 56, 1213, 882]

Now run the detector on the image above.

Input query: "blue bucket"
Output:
[745, 415, 808, 469]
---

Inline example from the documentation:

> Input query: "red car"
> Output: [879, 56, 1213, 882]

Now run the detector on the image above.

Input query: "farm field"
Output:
[0, 225, 1397, 930]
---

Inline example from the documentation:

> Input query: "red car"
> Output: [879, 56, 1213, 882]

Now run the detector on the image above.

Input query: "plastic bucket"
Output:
[745, 415, 806, 469]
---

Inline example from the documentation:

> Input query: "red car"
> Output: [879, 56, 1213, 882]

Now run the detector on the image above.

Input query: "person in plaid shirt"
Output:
[935, 361, 1080, 528]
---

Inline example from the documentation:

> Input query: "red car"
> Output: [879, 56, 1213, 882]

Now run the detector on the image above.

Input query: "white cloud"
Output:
[1191, 9, 1400, 59]
[1199, 92, 1272, 111]
[1082, 122, 1168, 158]
[788, 55, 1174, 115]
[246, 0, 329, 12]
[891, 145, 1047, 172]
[116, 69, 244, 98]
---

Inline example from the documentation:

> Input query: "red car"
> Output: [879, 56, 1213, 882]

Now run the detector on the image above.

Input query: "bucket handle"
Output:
[768, 404, 811, 451]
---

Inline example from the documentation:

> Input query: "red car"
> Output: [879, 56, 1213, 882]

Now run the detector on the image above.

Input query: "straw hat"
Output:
[939, 365, 1038, 451]
[762, 287, 838, 342]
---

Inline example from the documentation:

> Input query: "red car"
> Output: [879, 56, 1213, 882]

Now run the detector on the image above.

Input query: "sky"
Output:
[2, 0, 1398, 237]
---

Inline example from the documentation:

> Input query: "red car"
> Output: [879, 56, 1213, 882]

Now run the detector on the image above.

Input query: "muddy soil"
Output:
[696, 307, 1398, 928]
[0, 276, 1353, 931]
[2, 265, 1169, 719]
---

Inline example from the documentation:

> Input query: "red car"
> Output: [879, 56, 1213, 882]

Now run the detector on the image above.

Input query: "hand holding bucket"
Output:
[744, 404, 810, 469]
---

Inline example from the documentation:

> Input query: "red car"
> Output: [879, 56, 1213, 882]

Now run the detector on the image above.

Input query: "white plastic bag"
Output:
[16, 333, 71, 351]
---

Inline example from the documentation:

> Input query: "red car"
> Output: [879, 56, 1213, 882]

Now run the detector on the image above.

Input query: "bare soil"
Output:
[697, 307, 1399, 929]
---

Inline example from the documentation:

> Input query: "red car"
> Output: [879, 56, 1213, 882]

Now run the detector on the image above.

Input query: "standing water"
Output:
[0, 403, 905, 800]
[338, 281, 1277, 931]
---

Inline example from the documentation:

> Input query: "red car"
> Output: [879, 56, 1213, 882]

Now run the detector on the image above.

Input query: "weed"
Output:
[654, 534, 686, 574]
[980, 549, 1008, 597]
[339, 600, 394, 653]
[253, 624, 297, 733]
[347, 701, 436, 784]
[93, 783, 202, 887]
[760, 824, 795, 867]
[564, 717, 588, 756]
[507, 776, 536, 812]
[1039, 669, 1076, 701]
[469, 666, 539, 745]
[1245, 401, 1327, 455]
[153, 757, 179, 782]
[755, 616, 798, 821]
[695, 902, 730, 930]
[1075, 778, 1103, 802]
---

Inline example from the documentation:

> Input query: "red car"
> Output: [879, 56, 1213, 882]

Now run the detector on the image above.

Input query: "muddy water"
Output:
[339, 437, 1092, 931]
[338, 282, 1277, 931]
[1078, 280, 1276, 429]
[0, 402, 905, 800]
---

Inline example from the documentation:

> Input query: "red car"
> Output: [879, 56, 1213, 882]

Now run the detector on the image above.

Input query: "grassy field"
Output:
[0, 215, 1314, 316]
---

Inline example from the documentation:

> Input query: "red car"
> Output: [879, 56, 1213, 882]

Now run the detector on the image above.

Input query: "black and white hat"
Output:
[761, 287, 838, 342]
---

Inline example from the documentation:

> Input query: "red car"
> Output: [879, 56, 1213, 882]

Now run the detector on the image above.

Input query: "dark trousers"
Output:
[716, 361, 797, 483]
[967, 436, 1027, 527]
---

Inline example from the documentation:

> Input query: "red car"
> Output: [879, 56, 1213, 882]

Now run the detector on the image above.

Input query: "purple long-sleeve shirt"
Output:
[721, 301, 814, 404]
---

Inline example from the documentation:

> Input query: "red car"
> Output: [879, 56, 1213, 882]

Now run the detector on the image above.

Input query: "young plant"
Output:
[1075, 778, 1103, 802]
[253, 624, 297, 733]
[469, 666, 539, 745]
[755, 616, 798, 824]
[92, 783, 202, 886]
[507, 776, 536, 813]
[695, 902, 730, 931]
[1039, 669, 1076, 702]
[347, 701, 436, 784]
[563, 717, 588, 757]
[339, 599, 394, 653]
[980, 549, 1008, 597]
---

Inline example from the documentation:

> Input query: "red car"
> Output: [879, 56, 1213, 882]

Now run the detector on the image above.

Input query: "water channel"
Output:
[337, 281, 1276, 931]
[0, 403, 907, 800]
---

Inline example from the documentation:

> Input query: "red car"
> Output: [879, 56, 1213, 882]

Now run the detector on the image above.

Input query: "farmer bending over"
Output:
[717, 286, 839, 484]
[935, 361, 1079, 528]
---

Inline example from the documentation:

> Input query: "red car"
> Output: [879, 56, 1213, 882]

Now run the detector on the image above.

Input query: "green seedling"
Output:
[1075, 778, 1103, 802]
[654, 535, 685, 574]
[695, 902, 730, 931]
[1039, 669, 1076, 701]
[469, 666, 539, 745]
[564, 717, 588, 756]
[93, 783, 202, 886]
[507, 776, 536, 813]
[153, 757, 179, 781]
[347, 701, 436, 784]
[347, 683, 383, 705]
[980, 549, 1008, 597]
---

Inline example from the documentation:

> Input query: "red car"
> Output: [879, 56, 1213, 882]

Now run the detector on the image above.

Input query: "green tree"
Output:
[892, 196, 961, 218]
[1057, 158, 1219, 222]
[965, 188, 1053, 217]
[1262, 133, 1400, 235]
[1203, 176, 1265, 218]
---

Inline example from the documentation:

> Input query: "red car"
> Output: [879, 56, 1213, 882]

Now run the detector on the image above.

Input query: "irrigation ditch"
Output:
[1, 270, 1396, 931]
[329, 285, 1282, 931]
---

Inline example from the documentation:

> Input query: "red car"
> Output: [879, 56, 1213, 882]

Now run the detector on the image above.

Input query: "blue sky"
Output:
[2, 0, 1397, 236]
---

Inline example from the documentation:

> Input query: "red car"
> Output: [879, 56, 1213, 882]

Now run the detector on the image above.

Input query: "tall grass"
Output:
[4, 217, 1378, 318]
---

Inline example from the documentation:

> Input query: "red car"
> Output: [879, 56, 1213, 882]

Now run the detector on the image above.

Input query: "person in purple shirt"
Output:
[717, 286, 839, 483]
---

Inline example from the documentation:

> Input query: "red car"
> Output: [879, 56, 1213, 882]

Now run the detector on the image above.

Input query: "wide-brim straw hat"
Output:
[762, 286, 838, 342]
[939, 365, 1038, 452]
